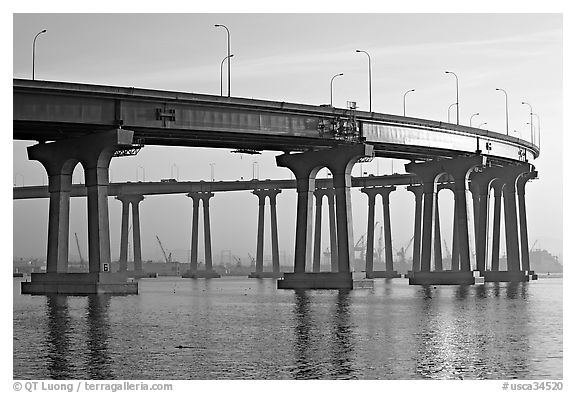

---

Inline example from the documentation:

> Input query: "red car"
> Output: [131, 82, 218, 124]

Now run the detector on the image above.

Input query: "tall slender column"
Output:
[116, 196, 130, 272]
[407, 185, 423, 272]
[332, 169, 355, 273]
[312, 189, 324, 272]
[84, 166, 112, 273]
[433, 196, 443, 271]
[187, 193, 201, 272]
[130, 195, 144, 272]
[451, 203, 459, 271]
[360, 188, 378, 276]
[491, 180, 504, 271]
[269, 190, 282, 273]
[420, 181, 435, 272]
[201, 193, 214, 272]
[327, 189, 338, 272]
[46, 174, 74, 273]
[252, 190, 267, 273]
[517, 171, 537, 271]
[380, 186, 396, 272]
[503, 183, 521, 272]
[453, 175, 472, 272]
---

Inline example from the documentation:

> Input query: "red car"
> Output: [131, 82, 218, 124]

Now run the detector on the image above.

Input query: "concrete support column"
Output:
[503, 183, 521, 272]
[253, 190, 267, 273]
[116, 196, 130, 272]
[380, 186, 396, 272]
[420, 182, 435, 273]
[84, 166, 113, 273]
[517, 171, 538, 271]
[46, 174, 74, 273]
[200, 193, 215, 272]
[187, 193, 201, 272]
[269, 190, 282, 273]
[326, 189, 338, 272]
[451, 203, 459, 271]
[433, 196, 443, 271]
[453, 175, 472, 272]
[407, 185, 423, 272]
[491, 180, 504, 271]
[360, 188, 379, 276]
[312, 189, 324, 272]
[131, 196, 144, 272]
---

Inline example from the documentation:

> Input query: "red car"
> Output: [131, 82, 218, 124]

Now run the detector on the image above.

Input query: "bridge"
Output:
[13, 79, 539, 294]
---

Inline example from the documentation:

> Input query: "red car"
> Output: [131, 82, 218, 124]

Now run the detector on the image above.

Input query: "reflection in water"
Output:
[292, 290, 315, 379]
[45, 295, 73, 379]
[291, 289, 357, 379]
[86, 295, 113, 379]
[329, 290, 356, 379]
[414, 283, 531, 379]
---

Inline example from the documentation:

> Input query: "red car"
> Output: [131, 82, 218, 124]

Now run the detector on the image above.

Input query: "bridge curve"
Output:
[13, 79, 538, 163]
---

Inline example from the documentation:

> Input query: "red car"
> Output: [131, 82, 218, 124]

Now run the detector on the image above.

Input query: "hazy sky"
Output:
[11, 12, 563, 264]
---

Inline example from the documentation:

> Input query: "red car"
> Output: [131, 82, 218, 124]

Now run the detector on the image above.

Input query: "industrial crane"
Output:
[395, 236, 414, 265]
[74, 232, 86, 269]
[155, 235, 172, 263]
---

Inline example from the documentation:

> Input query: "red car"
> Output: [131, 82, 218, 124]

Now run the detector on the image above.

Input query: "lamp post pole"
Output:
[32, 29, 47, 80]
[445, 71, 459, 124]
[533, 113, 541, 148]
[215, 24, 231, 97]
[403, 89, 415, 117]
[521, 101, 534, 145]
[495, 88, 509, 135]
[448, 103, 457, 123]
[330, 73, 344, 107]
[469, 112, 480, 127]
[220, 54, 234, 96]
[356, 50, 372, 112]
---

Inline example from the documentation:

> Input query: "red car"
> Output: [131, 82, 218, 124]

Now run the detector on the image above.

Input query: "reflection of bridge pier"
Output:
[249, 189, 283, 278]
[277, 145, 373, 289]
[182, 192, 220, 279]
[21, 129, 138, 294]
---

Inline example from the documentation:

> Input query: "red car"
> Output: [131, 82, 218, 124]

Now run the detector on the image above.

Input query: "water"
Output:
[13, 276, 562, 380]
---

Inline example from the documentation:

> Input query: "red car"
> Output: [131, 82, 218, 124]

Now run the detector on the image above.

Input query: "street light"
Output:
[479, 122, 488, 129]
[521, 101, 534, 144]
[469, 112, 480, 127]
[445, 71, 459, 124]
[448, 102, 457, 123]
[495, 88, 509, 135]
[32, 29, 47, 80]
[330, 73, 344, 107]
[403, 89, 415, 117]
[252, 161, 259, 180]
[220, 54, 234, 96]
[533, 113, 541, 147]
[136, 166, 145, 182]
[209, 163, 215, 182]
[214, 24, 231, 97]
[171, 164, 179, 180]
[356, 50, 372, 112]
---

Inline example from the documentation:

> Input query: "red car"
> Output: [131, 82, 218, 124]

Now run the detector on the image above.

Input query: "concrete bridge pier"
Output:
[405, 156, 484, 285]
[482, 164, 535, 282]
[360, 186, 401, 279]
[21, 129, 138, 294]
[249, 189, 283, 278]
[182, 192, 220, 278]
[276, 144, 374, 289]
[517, 171, 538, 276]
[116, 194, 148, 278]
[490, 179, 505, 272]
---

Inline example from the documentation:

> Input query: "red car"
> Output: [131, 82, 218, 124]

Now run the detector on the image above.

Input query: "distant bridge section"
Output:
[13, 174, 420, 200]
[13, 79, 539, 163]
